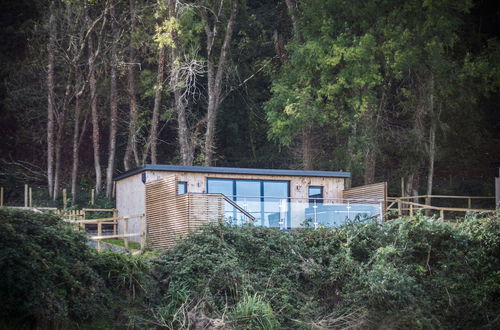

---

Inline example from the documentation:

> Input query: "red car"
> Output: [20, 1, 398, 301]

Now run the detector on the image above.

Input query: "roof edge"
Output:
[114, 164, 351, 181]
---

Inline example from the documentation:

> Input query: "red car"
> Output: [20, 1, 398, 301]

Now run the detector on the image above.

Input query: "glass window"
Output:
[236, 181, 261, 222]
[207, 179, 233, 197]
[263, 181, 289, 228]
[206, 178, 290, 228]
[178, 181, 187, 195]
[309, 186, 323, 204]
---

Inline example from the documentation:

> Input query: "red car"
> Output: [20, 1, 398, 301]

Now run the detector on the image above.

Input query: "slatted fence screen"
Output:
[145, 176, 225, 249]
[342, 182, 387, 205]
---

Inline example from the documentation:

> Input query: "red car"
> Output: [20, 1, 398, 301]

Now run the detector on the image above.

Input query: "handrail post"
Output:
[467, 198, 471, 209]
[440, 209, 444, 220]
[398, 199, 402, 216]
[410, 204, 414, 216]
[313, 200, 318, 229]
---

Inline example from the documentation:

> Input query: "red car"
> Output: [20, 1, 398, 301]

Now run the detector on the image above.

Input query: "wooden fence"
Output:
[65, 214, 145, 252]
[386, 195, 496, 220]
[343, 182, 387, 205]
[0, 185, 109, 209]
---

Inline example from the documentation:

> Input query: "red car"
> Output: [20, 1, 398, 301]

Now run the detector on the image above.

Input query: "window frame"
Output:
[308, 185, 324, 204]
[177, 181, 188, 195]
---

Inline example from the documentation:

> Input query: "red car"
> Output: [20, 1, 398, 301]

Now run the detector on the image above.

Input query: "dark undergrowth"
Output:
[0, 207, 499, 329]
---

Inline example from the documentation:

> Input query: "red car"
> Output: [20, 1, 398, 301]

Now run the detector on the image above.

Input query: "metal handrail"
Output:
[187, 192, 383, 203]
[197, 193, 256, 223]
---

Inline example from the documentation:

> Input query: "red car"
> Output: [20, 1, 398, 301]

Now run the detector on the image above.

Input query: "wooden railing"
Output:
[65, 213, 145, 251]
[386, 195, 496, 220]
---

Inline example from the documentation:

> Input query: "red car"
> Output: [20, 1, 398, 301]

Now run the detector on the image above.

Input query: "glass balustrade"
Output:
[219, 195, 383, 229]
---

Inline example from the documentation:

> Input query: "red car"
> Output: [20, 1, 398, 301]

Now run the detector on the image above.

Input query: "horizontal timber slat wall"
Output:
[342, 182, 387, 205]
[145, 175, 184, 249]
[188, 194, 224, 230]
[145, 176, 225, 249]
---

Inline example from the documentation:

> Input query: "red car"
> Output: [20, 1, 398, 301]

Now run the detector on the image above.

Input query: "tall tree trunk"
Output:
[53, 70, 73, 200]
[106, 2, 118, 198]
[53, 103, 66, 200]
[144, 45, 167, 165]
[302, 128, 313, 170]
[47, 1, 56, 198]
[88, 35, 102, 196]
[284, 0, 301, 41]
[124, 0, 140, 171]
[168, 0, 194, 166]
[425, 74, 436, 214]
[363, 147, 376, 185]
[71, 83, 84, 205]
[204, 0, 239, 166]
[174, 65, 195, 166]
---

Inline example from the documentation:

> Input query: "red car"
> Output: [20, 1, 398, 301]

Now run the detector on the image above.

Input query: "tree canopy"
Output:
[0, 0, 499, 204]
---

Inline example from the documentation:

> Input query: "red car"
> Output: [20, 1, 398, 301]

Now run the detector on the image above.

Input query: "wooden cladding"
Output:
[343, 182, 387, 205]
[145, 176, 225, 249]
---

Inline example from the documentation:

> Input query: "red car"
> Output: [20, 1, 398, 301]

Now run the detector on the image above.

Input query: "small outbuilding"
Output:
[114, 165, 386, 248]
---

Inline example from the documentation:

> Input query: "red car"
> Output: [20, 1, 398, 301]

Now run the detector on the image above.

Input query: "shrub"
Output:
[149, 214, 500, 329]
[0, 208, 152, 328]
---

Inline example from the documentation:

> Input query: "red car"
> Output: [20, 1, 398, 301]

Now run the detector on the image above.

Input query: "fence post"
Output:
[410, 204, 414, 216]
[124, 219, 129, 250]
[440, 209, 444, 220]
[0, 187, 3, 207]
[63, 189, 67, 209]
[29, 187, 32, 208]
[397, 199, 402, 216]
[91, 189, 95, 205]
[97, 221, 102, 251]
[113, 209, 117, 235]
[467, 198, 472, 209]
[24, 184, 28, 207]
[140, 215, 146, 251]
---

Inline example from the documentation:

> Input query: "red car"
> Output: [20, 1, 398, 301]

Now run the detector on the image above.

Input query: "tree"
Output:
[201, 0, 239, 166]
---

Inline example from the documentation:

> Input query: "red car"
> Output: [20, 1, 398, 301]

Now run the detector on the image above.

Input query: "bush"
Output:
[0, 208, 151, 328]
[149, 214, 500, 329]
[1, 207, 498, 329]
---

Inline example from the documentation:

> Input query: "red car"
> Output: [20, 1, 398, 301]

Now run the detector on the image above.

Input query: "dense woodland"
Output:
[1, 0, 500, 206]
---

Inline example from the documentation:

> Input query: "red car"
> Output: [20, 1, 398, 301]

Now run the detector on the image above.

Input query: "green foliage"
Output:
[0, 208, 152, 328]
[1, 207, 499, 329]
[228, 292, 280, 329]
[150, 214, 500, 329]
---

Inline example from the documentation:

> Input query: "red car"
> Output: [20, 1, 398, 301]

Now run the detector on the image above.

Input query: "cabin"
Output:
[114, 165, 387, 248]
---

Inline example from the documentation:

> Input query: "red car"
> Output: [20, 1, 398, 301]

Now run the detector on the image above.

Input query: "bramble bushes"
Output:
[150, 213, 500, 329]
[1, 207, 498, 329]
[0, 208, 151, 328]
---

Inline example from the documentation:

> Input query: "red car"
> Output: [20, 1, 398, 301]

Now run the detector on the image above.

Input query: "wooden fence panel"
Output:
[145, 177, 229, 249]
[342, 182, 387, 205]
[145, 175, 187, 249]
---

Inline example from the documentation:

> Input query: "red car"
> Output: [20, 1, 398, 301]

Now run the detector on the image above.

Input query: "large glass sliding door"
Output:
[206, 178, 290, 228]
[235, 181, 262, 225]
[263, 181, 288, 228]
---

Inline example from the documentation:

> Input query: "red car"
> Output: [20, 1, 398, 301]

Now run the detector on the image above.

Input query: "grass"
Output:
[102, 238, 141, 250]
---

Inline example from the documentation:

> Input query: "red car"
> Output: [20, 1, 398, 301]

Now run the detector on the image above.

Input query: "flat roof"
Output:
[114, 164, 351, 181]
